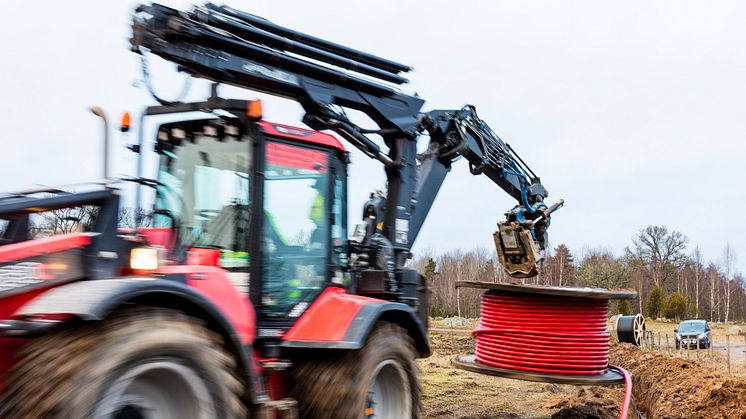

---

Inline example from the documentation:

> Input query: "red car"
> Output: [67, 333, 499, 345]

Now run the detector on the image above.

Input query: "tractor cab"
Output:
[143, 98, 348, 331]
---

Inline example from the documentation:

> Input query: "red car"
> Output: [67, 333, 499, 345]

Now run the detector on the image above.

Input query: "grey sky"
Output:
[2, 1, 745, 273]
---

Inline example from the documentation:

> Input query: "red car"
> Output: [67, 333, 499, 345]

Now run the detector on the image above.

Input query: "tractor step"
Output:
[260, 398, 298, 419]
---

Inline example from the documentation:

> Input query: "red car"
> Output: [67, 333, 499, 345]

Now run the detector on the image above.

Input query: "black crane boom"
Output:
[130, 3, 562, 278]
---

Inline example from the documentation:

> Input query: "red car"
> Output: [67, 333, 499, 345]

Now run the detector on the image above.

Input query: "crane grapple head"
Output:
[494, 222, 543, 278]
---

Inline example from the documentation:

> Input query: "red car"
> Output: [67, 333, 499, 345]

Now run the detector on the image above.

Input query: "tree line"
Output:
[6, 206, 743, 323]
[412, 225, 744, 323]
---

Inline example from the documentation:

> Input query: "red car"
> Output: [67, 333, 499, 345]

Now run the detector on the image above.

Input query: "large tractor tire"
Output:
[0, 308, 245, 419]
[290, 322, 421, 419]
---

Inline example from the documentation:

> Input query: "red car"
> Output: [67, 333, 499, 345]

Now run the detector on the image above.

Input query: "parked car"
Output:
[675, 319, 711, 349]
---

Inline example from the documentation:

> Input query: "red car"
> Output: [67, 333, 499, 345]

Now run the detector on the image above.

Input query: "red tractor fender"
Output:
[3, 268, 265, 403]
[282, 287, 431, 357]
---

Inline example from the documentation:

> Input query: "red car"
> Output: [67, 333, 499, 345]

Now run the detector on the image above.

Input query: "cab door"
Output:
[250, 134, 347, 332]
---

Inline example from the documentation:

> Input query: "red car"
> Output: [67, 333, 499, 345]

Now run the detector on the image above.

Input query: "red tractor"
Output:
[0, 3, 561, 418]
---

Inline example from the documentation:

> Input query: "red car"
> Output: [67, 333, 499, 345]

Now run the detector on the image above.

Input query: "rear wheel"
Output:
[0, 308, 245, 419]
[290, 322, 421, 419]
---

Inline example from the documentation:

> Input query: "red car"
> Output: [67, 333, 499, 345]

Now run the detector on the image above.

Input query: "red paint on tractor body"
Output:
[158, 265, 256, 346]
[0, 233, 94, 375]
[0, 233, 91, 263]
[266, 141, 328, 172]
[282, 287, 380, 343]
[138, 227, 174, 250]
[260, 120, 345, 152]
[186, 248, 221, 267]
[0, 288, 54, 376]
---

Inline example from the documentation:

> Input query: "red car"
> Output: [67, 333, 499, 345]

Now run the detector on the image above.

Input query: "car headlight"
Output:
[698, 333, 707, 340]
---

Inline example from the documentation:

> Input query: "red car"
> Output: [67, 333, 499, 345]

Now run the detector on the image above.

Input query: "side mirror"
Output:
[674, 329, 678, 333]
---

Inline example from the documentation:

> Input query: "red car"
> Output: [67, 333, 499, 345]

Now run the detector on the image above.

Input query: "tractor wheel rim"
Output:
[95, 359, 215, 419]
[366, 359, 411, 419]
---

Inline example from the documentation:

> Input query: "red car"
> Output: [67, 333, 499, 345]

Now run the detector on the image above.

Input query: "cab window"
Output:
[261, 140, 330, 317]
[154, 121, 251, 269]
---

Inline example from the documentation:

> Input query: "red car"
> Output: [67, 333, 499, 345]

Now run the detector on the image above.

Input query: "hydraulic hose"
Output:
[521, 185, 547, 214]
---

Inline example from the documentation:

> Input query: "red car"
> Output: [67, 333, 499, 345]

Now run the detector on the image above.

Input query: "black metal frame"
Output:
[0, 188, 130, 280]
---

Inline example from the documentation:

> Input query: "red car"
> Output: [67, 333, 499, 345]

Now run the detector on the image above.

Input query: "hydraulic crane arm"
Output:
[130, 3, 562, 277]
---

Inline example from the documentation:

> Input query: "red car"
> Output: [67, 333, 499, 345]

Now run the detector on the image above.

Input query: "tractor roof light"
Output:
[130, 247, 161, 272]
[120, 111, 131, 132]
[247, 99, 262, 120]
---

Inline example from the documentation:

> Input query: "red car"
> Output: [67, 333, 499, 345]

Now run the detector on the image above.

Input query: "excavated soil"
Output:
[610, 343, 746, 418]
[541, 386, 635, 419]
[422, 330, 746, 418]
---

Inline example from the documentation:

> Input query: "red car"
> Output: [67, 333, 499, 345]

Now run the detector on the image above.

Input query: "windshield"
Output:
[155, 131, 251, 269]
[678, 321, 706, 333]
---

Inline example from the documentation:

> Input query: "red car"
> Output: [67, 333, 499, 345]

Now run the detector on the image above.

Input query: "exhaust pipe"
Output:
[89, 106, 109, 181]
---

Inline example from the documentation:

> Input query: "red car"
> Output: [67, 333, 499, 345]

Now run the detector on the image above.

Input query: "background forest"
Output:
[412, 225, 743, 322]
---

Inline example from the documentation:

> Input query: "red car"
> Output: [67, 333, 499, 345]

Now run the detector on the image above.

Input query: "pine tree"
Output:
[647, 286, 664, 318]
[616, 299, 632, 316]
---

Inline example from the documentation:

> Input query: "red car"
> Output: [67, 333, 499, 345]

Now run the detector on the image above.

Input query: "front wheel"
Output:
[291, 322, 421, 419]
[0, 308, 245, 419]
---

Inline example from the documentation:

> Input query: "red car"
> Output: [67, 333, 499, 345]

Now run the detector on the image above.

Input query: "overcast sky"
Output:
[2, 1, 745, 273]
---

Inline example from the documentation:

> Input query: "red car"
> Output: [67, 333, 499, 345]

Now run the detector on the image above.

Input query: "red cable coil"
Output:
[472, 290, 632, 418]
[473, 291, 610, 375]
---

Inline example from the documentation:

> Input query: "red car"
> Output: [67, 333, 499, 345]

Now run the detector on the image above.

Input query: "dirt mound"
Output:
[543, 386, 635, 419]
[610, 343, 746, 418]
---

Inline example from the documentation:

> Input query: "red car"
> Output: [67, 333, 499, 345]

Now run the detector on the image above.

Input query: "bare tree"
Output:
[118, 207, 153, 229]
[577, 249, 632, 289]
[707, 263, 720, 322]
[412, 247, 497, 318]
[692, 246, 704, 316]
[626, 225, 688, 289]
[35, 206, 98, 236]
[722, 243, 737, 322]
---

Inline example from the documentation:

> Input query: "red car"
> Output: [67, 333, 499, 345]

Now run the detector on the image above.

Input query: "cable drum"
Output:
[616, 314, 645, 347]
[475, 291, 611, 375]
[451, 282, 637, 419]
[451, 281, 637, 386]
